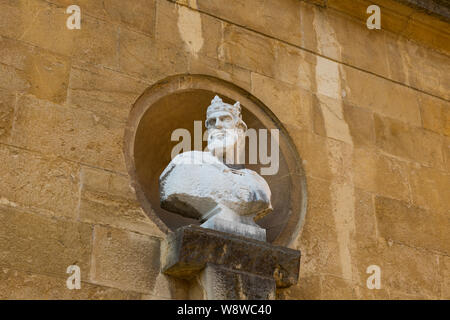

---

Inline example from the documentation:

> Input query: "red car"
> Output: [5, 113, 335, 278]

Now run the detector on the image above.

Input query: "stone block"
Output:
[343, 103, 375, 148]
[0, 0, 25, 39]
[325, 5, 390, 78]
[326, 138, 355, 183]
[313, 56, 342, 101]
[374, 113, 444, 169]
[4, 0, 119, 68]
[320, 275, 357, 300]
[185, 0, 303, 47]
[156, 0, 221, 60]
[188, 55, 252, 92]
[375, 196, 449, 255]
[103, 0, 156, 35]
[90, 226, 161, 293]
[277, 275, 321, 300]
[354, 188, 377, 247]
[79, 166, 164, 236]
[251, 73, 313, 132]
[15, 0, 76, 57]
[386, 38, 450, 100]
[388, 290, 429, 300]
[273, 42, 316, 91]
[12, 95, 126, 172]
[326, 0, 450, 62]
[0, 89, 15, 142]
[0, 36, 70, 104]
[444, 137, 450, 172]
[197, 263, 276, 300]
[119, 27, 189, 82]
[356, 285, 390, 300]
[26, 48, 71, 104]
[419, 94, 450, 136]
[381, 243, 440, 298]
[0, 206, 92, 277]
[162, 225, 300, 288]
[297, 1, 318, 53]
[45, 0, 106, 19]
[296, 178, 342, 276]
[73, 15, 119, 70]
[384, 33, 410, 87]
[342, 66, 422, 126]
[68, 65, 148, 122]
[0, 36, 31, 71]
[219, 24, 276, 78]
[0, 267, 141, 300]
[289, 128, 332, 181]
[408, 164, 450, 215]
[155, 0, 183, 47]
[82, 166, 136, 200]
[401, 17, 450, 57]
[418, 47, 450, 100]
[0, 64, 30, 93]
[440, 256, 450, 299]
[313, 94, 353, 144]
[353, 240, 441, 298]
[150, 273, 190, 300]
[353, 148, 410, 202]
[0, 145, 80, 219]
[50, 0, 156, 35]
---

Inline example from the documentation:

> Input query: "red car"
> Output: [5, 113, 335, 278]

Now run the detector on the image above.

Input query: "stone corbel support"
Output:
[161, 225, 301, 300]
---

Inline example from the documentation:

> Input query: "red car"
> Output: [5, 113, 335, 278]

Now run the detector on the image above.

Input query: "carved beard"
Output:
[207, 128, 240, 162]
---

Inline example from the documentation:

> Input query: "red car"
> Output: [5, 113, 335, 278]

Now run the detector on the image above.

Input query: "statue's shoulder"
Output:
[239, 168, 266, 179]
[238, 168, 271, 195]
[160, 151, 221, 182]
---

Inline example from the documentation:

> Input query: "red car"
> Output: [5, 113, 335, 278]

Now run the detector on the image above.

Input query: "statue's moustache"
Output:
[208, 129, 236, 140]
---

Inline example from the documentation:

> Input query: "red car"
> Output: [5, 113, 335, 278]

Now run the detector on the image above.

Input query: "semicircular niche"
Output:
[124, 75, 307, 246]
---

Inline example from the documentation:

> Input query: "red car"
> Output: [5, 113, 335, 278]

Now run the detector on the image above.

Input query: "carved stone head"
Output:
[205, 95, 247, 161]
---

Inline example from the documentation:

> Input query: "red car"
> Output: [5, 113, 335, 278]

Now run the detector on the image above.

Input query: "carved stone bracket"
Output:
[161, 225, 301, 299]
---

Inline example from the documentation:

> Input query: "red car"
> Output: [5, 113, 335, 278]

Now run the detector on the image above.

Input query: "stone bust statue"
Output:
[159, 95, 272, 241]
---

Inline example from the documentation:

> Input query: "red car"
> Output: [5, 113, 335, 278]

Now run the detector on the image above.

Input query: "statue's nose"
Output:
[215, 119, 223, 128]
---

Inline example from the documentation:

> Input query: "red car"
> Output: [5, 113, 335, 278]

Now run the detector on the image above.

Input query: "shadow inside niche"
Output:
[134, 89, 292, 243]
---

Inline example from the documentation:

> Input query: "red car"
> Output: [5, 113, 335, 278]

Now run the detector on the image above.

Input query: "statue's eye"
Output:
[207, 118, 216, 127]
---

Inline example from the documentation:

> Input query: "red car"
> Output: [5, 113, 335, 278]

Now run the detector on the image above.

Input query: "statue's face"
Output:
[206, 110, 240, 158]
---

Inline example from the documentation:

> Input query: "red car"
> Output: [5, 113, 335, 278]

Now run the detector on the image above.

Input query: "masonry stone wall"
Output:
[0, 0, 448, 299]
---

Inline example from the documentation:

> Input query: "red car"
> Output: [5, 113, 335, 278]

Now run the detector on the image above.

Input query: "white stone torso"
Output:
[159, 151, 272, 221]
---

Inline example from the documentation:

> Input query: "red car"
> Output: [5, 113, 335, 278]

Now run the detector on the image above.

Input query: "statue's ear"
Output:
[234, 101, 245, 132]
[237, 120, 247, 133]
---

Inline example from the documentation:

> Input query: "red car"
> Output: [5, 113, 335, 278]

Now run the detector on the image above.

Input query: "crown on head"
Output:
[206, 95, 242, 120]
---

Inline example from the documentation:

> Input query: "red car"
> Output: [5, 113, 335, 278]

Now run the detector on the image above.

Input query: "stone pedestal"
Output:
[161, 225, 301, 300]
